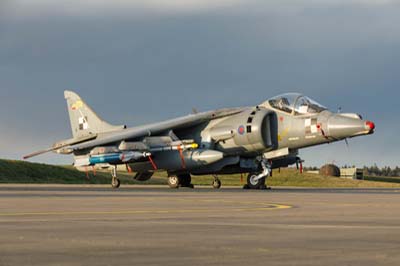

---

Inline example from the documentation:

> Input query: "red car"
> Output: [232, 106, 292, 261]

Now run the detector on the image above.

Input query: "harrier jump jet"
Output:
[24, 91, 375, 189]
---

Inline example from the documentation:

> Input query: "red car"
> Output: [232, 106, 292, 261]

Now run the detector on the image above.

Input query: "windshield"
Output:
[268, 93, 327, 115]
[268, 93, 299, 114]
[294, 96, 327, 115]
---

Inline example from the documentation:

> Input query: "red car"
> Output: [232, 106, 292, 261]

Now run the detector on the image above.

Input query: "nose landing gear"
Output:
[244, 159, 271, 190]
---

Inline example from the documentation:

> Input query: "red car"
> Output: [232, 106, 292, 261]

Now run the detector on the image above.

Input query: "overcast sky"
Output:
[1, 0, 399, 167]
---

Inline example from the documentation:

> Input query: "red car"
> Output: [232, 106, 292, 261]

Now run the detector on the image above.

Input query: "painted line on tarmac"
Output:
[0, 203, 292, 217]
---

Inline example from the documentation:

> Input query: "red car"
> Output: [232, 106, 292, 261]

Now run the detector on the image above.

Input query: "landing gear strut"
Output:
[111, 165, 121, 189]
[212, 175, 222, 189]
[244, 159, 271, 190]
[167, 174, 194, 189]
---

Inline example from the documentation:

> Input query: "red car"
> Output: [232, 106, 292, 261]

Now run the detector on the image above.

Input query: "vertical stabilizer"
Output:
[64, 90, 125, 139]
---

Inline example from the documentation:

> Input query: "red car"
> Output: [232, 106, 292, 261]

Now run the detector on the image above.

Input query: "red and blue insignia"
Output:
[238, 125, 245, 135]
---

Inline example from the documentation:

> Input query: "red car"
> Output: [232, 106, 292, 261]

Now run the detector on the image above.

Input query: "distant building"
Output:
[306, 170, 320, 175]
[340, 168, 364, 180]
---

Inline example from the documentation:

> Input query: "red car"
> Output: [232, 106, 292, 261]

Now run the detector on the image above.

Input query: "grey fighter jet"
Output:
[24, 91, 375, 189]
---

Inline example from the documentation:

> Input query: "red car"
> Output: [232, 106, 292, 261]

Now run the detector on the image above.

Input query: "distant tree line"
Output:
[304, 165, 400, 177]
[362, 165, 400, 177]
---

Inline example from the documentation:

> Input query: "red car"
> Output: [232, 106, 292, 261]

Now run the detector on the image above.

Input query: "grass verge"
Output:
[1, 159, 400, 188]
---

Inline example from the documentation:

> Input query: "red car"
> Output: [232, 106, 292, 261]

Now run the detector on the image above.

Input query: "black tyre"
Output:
[168, 176, 180, 189]
[246, 173, 265, 189]
[111, 178, 121, 189]
[212, 179, 222, 189]
[178, 174, 192, 188]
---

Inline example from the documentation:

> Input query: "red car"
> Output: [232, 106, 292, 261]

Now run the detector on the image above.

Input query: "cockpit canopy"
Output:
[267, 93, 327, 115]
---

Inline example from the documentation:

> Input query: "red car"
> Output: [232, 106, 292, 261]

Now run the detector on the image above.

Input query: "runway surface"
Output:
[1, 185, 400, 266]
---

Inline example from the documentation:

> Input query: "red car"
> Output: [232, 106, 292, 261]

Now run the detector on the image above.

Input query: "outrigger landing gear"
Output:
[167, 174, 194, 189]
[212, 175, 222, 189]
[244, 159, 271, 190]
[111, 165, 121, 189]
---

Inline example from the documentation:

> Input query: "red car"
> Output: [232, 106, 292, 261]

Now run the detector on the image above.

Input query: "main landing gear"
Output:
[167, 174, 194, 189]
[244, 159, 272, 190]
[111, 165, 121, 189]
[168, 174, 222, 189]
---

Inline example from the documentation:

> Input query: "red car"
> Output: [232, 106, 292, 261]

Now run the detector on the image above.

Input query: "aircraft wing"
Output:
[23, 134, 98, 159]
[68, 108, 245, 152]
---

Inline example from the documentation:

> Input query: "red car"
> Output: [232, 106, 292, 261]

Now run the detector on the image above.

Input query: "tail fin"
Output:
[64, 90, 125, 139]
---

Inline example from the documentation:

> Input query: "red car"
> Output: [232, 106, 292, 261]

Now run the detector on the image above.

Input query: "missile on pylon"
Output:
[74, 151, 150, 167]
[89, 151, 151, 165]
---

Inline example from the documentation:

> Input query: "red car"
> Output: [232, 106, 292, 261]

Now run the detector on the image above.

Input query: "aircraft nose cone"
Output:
[365, 121, 375, 132]
[328, 114, 374, 139]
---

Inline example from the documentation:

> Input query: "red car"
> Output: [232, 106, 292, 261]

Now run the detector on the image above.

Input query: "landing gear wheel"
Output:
[168, 176, 180, 189]
[111, 178, 121, 189]
[178, 174, 193, 188]
[110, 166, 120, 189]
[212, 179, 222, 189]
[246, 173, 265, 190]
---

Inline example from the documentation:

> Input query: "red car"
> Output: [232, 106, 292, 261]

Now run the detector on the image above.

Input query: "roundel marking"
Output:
[238, 125, 245, 135]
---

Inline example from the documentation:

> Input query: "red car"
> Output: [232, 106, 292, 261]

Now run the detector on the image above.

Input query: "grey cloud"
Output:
[3, 0, 247, 18]
[5, 0, 400, 17]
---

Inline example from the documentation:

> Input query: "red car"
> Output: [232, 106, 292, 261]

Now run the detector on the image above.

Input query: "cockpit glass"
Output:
[268, 93, 327, 115]
[268, 93, 299, 114]
[294, 96, 327, 115]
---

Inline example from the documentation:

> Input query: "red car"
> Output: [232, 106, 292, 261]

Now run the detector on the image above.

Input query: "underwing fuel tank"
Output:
[157, 149, 224, 170]
[131, 149, 225, 172]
